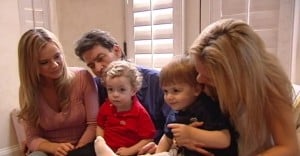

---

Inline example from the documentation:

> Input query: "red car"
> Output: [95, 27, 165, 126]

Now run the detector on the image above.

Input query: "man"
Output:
[74, 29, 170, 145]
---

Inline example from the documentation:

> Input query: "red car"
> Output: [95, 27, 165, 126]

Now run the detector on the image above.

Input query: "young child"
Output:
[94, 60, 156, 156]
[155, 57, 238, 156]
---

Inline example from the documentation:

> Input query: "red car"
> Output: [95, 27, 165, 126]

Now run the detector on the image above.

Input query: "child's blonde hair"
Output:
[103, 60, 143, 91]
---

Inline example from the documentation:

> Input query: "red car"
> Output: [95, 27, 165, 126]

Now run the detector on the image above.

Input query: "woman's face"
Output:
[38, 42, 63, 80]
[193, 57, 214, 87]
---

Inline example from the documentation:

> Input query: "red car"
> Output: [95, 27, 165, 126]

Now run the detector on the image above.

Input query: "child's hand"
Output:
[116, 147, 135, 156]
[138, 142, 157, 155]
[168, 123, 192, 146]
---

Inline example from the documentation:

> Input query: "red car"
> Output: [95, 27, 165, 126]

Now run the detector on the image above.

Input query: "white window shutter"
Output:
[201, 0, 295, 80]
[18, 0, 50, 34]
[126, 0, 183, 69]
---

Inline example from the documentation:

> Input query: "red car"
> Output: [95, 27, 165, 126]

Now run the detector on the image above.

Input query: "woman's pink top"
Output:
[24, 67, 99, 151]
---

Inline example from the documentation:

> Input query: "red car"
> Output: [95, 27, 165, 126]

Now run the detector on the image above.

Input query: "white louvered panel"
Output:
[152, 0, 173, 9]
[152, 8, 173, 25]
[153, 39, 173, 53]
[133, 0, 150, 12]
[250, 0, 279, 11]
[221, 0, 246, 15]
[134, 11, 151, 26]
[255, 29, 278, 49]
[127, 0, 183, 69]
[134, 40, 151, 54]
[152, 24, 173, 39]
[135, 54, 153, 68]
[249, 10, 279, 29]
[153, 54, 174, 68]
[134, 26, 151, 40]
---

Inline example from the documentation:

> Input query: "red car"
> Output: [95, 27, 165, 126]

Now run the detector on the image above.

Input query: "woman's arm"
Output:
[258, 104, 299, 156]
[24, 121, 74, 156]
[76, 70, 98, 148]
[96, 126, 104, 136]
[168, 123, 231, 148]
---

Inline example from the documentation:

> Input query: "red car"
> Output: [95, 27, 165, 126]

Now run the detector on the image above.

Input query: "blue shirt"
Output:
[165, 93, 238, 156]
[94, 66, 171, 143]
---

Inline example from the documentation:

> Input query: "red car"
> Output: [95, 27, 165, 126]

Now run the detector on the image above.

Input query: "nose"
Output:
[50, 60, 59, 68]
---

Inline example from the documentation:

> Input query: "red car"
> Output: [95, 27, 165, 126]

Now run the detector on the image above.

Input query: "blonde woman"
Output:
[185, 19, 299, 155]
[18, 28, 98, 156]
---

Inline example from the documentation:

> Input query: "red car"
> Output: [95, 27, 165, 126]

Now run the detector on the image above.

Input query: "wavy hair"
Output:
[18, 28, 73, 127]
[189, 19, 293, 155]
[102, 60, 142, 91]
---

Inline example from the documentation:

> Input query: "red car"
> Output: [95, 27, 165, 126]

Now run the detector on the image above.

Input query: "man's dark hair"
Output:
[75, 29, 126, 60]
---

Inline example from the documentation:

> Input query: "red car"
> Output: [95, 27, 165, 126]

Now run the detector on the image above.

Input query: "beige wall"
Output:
[54, 0, 125, 68]
[0, 0, 22, 155]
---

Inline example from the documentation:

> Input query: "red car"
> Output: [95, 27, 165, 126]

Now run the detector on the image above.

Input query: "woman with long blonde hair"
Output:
[184, 19, 299, 156]
[18, 28, 98, 156]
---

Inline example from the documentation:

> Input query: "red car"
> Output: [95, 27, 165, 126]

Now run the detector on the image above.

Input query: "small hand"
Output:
[168, 123, 213, 156]
[168, 123, 192, 146]
[137, 142, 157, 155]
[116, 147, 134, 156]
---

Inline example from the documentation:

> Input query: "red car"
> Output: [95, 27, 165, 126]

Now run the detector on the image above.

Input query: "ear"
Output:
[112, 44, 122, 59]
[131, 89, 137, 97]
[193, 84, 203, 96]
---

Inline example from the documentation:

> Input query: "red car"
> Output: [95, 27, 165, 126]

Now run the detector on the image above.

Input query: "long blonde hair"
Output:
[189, 19, 293, 155]
[18, 28, 73, 127]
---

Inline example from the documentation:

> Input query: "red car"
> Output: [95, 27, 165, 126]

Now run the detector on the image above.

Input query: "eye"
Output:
[120, 88, 126, 92]
[95, 55, 105, 62]
[39, 61, 48, 65]
[163, 89, 168, 94]
[107, 87, 113, 92]
[172, 88, 180, 93]
[54, 53, 62, 60]
[87, 63, 95, 69]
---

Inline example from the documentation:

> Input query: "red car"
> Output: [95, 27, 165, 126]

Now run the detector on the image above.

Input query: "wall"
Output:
[0, 0, 23, 155]
[55, 0, 125, 68]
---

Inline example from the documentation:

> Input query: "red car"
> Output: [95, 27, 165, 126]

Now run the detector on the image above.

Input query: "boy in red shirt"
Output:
[95, 61, 156, 156]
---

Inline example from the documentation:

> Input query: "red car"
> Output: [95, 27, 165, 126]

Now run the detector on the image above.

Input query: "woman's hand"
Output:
[137, 142, 157, 155]
[52, 142, 74, 156]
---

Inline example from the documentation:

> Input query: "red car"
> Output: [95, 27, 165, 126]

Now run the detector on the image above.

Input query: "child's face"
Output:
[105, 76, 136, 110]
[162, 82, 201, 111]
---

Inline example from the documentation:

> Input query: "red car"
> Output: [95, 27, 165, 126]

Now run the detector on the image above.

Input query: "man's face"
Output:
[81, 45, 122, 78]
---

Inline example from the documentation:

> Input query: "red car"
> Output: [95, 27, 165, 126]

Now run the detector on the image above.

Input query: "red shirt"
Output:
[97, 96, 156, 151]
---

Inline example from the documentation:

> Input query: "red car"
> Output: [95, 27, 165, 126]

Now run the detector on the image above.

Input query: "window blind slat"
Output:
[134, 26, 151, 40]
[134, 40, 151, 53]
[152, 0, 173, 10]
[153, 53, 173, 68]
[153, 39, 173, 53]
[153, 8, 173, 24]
[249, 10, 279, 29]
[133, 0, 150, 12]
[134, 11, 151, 26]
[153, 24, 173, 39]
